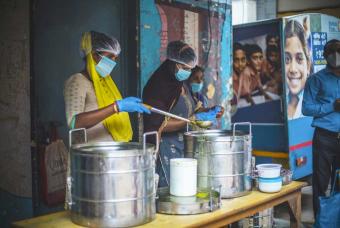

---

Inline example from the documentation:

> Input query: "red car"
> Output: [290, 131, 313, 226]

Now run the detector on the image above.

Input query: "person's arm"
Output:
[302, 76, 334, 117]
[239, 70, 256, 105]
[162, 118, 187, 132]
[258, 86, 272, 100]
[74, 103, 118, 129]
[256, 74, 272, 100]
[244, 94, 255, 105]
[64, 76, 149, 129]
[75, 97, 150, 129]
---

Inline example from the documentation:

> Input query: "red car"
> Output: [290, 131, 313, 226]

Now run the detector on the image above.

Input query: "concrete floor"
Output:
[274, 185, 314, 228]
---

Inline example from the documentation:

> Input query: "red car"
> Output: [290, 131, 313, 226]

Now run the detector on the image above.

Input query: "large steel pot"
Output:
[184, 123, 252, 198]
[66, 129, 158, 227]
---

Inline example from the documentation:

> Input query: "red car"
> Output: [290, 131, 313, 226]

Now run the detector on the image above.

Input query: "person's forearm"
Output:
[302, 81, 334, 117]
[259, 87, 272, 100]
[163, 118, 187, 132]
[245, 95, 255, 105]
[301, 101, 334, 118]
[75, 103, 117, 129]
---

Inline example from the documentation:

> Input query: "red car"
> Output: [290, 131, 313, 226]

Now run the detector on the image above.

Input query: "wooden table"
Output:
[13, 181, 306, 228]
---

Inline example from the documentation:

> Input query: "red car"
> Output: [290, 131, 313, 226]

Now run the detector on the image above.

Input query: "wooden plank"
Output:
[13, 182, 307, 228]
[287, 192, 302, 228]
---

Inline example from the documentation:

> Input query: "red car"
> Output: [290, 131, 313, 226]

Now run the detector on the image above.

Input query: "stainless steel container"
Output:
[184, 123, 252, 198]
[239, 208, 274, 228]
[67, 130, 158, 227]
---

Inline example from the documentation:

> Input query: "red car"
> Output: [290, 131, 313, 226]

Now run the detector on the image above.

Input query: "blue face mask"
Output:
[191, 82, 203, 93]
[95, 55, 117, 77]
[175, 68, 191, 81]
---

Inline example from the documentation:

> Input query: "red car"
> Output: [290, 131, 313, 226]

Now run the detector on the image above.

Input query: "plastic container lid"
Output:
[170, 158, 197, 167]
[256, 164, 282, 170]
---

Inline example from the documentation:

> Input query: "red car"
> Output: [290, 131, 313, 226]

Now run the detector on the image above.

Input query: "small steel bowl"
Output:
[281, 169, 292, 185]
[194, 120, 213, 129]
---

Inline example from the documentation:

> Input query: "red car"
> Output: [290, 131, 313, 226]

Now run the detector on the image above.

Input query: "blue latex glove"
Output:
[116, 97, 151, 114]
[195, 109, 217, 121]
[210, 106, 222, 114]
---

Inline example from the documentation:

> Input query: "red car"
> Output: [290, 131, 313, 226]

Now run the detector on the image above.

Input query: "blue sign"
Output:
[329, 21, 339, 33]
[312, 32, 327, 65]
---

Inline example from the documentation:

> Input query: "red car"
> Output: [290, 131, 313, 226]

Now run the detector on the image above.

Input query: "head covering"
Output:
[143, 60, 182, 138]
[80, 31, 132, 142]
[323, 39, 340, 58]
[80, 31, 121, 57]
[167, 40, 197, 68]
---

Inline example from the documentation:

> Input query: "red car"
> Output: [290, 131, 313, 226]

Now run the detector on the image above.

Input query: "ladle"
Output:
[143, 104, 212, 129]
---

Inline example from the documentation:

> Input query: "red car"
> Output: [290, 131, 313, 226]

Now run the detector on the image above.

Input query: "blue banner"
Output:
[312, 32, 327, 66]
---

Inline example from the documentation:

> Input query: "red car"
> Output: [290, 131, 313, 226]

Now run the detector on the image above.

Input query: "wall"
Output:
[32, 0, 127, 144]
[278, 7, 340, 19]
[0, 0, 32, 226]
[31, 0, 138, 215]
[278, 0, 340, 13]
[0, 0, 31, 200]
[277, 0, 340, 19]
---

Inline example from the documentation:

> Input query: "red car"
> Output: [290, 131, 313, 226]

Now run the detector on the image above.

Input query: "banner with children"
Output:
[233, 23, 282, 109]
[283, 15, 313, 120]
[232, 20, 283, 124]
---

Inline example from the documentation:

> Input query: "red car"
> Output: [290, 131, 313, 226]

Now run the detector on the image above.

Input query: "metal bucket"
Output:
[239, 208, 274, 228]
[67, 129, 159, 227]
[184, 122, 252, 198]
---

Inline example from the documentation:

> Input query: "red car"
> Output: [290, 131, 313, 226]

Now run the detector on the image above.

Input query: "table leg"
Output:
[287, 191, 301, 228]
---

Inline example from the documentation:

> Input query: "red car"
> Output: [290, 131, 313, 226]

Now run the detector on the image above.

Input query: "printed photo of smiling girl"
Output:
[284, 20, 312, 120]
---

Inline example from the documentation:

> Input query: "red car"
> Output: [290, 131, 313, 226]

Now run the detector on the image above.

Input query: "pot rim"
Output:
[71, 141, 155, 156]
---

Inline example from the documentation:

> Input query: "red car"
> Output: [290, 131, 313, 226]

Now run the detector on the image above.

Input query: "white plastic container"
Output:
[170, 158, 197, 196]
[258, 177, 282, 193]
[256, 164, 282, 178]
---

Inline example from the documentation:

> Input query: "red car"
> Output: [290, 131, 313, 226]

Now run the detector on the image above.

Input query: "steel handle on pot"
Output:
[68, 128, 87, 148]
[65, 128, 88, 210]
[143, 132, 169, 187]
[143, 131, 159, 155]
[233, 122, 252, 138]
[143, 131, 161, 193]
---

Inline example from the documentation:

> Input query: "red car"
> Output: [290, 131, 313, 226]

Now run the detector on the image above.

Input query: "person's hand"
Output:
[195, 109, 217, 121]
[334, 99, 340, 112]
[210, 105, 224, 118]
[116, 97, 151, 114]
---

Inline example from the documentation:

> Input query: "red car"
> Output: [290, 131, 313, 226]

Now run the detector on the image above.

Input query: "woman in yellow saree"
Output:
[64, 31, 150, 142]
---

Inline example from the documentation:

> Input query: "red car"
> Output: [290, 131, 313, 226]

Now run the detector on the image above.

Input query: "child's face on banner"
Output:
[250, 52, 264, 73]
[233, 49, 247, 74]
[285, 36, 309, 95]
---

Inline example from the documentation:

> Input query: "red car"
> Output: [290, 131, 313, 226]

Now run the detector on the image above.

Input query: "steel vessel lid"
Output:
[71, 141, 155, 157]
[184, 129, 250, 141]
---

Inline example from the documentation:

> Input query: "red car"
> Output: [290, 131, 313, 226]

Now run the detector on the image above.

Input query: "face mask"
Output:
[191, 82, 203, 93]
[95, 55, 117, 77]
[175, 68, 191, 81]
[326, 52, 340, 69]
